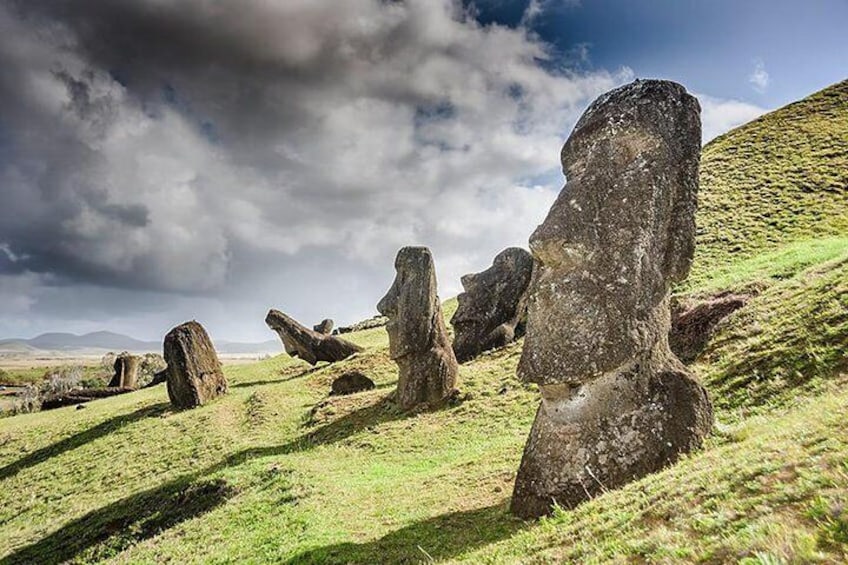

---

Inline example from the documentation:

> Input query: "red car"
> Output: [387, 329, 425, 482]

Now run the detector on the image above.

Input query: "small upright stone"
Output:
[510, 80, 713, 519]
[313, 319, 334, 335]
[108, 352, 140, 389]
[451, 247, 533, 362]
[377, 246, 458, 410]
[164, 321, 228, 409]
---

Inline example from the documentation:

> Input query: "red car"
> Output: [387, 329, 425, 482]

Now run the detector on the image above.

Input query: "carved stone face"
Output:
[518, 80, 701, 387]
[451, 247, 533, 361]
[377, 246, 438, 360]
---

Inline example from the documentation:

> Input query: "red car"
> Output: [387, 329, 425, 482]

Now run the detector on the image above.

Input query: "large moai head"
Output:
[377, 246, 442, 360]
[451, 247, 534, 363]
[519, 79, 701, 388]
[510, 80, 712, 519]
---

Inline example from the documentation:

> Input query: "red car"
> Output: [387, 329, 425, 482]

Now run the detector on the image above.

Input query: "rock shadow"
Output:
[1, 477, 236, 565]
[285, 503, 525, 564]
[209, 394, 410, 472]
[0, 402, 170, 481]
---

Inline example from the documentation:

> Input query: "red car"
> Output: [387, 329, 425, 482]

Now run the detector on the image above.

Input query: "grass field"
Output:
[0, 81, 845, 563]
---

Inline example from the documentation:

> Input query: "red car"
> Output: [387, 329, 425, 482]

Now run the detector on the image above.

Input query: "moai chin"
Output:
[510, 79, 714, 519]
[377, 246, 458, 410]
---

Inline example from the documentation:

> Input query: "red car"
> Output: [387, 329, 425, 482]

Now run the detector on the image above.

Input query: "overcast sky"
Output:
[0, 0, 845, 342]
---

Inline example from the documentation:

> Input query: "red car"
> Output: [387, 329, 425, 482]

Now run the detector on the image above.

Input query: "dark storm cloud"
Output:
[0, 0, 761, 340]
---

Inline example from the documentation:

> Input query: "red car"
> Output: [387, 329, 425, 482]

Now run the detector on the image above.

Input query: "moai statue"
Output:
[313, 319, 334, 335]
[265, 310, 361, 365]
[377, 246, 458, 410]
[510, 80, 714, 519]
[450, 247, 534, 363]
[108, 352, 140, 389]
[164, 321, 228, 409]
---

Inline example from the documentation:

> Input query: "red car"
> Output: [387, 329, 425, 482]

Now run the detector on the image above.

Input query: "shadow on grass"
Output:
[208, 394, 409, 473]
[285, 503, 525, 564]
[0, 402, 170, 481]
[1, 477, 236, 565]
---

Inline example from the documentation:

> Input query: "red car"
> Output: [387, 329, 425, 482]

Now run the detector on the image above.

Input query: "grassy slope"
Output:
[1, 82, 847, 564]
[688, 79, 848, 289]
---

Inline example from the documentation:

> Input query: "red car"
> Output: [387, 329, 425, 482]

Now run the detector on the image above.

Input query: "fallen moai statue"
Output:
[451, 247, 533, 363]
[40, 387, 137, 410]
[510, 79, 714, 519]
[265, 309, 362, 365]
[164, 321, 228, 409]
[377, 246, 458, 410]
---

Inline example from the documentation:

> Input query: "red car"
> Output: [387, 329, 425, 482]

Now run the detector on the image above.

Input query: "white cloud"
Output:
[0, 0, 631, 339]
[749, 58, 770, 93]
[697, 93, 769, 143]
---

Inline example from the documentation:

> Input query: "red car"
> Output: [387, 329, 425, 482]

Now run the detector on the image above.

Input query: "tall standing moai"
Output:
[450, 247, 534, 363]
[163, 320, 228, 409]
[510, 80, 714, 519]
[377, 246, 458, 410]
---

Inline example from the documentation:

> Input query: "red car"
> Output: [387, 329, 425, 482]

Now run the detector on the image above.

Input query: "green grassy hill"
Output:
[689, 79, 848, 289]
[1, 80, 846, 564]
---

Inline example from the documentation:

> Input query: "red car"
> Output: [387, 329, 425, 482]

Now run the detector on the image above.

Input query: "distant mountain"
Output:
[0, 331, 281, 355]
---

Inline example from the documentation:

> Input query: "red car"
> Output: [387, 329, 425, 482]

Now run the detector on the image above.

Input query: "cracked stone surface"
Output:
[511, 79, 714, 519]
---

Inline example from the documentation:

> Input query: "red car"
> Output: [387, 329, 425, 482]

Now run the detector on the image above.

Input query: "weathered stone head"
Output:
[108, 352, 140, 389]
[164, 320, 228, 409]
[510, 79, 713, 519]
[519, 79, 701, 387]
[451, 247, 534, 363]
[377, 246, 458, 409]
[378, 247, 442, 360]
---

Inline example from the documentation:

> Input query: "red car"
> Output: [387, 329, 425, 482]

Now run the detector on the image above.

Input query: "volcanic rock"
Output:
[510, 79, 714, 519]
[265, 310, 362, 365]
[451, 247, 533, 362]
[164, 321, 228, 409]
[377, 246, 458, 410]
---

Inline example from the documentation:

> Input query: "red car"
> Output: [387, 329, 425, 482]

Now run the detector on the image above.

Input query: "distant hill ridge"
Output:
[0, 331, 279, 354]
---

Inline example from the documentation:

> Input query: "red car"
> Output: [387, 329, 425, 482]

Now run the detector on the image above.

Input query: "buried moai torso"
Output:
[377, 246, 458, 410]
[164, 320, 228, 409]
[510, 79, 714, 519]
[451, 247, 533, 363]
